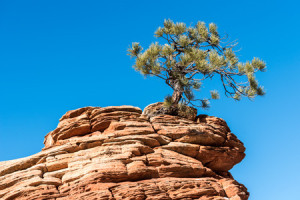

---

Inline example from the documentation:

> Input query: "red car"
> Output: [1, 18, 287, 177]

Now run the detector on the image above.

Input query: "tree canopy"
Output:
[128, 19, 266, 110]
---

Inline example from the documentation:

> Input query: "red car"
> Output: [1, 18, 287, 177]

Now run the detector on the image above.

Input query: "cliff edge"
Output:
[0, 104, 249, 200]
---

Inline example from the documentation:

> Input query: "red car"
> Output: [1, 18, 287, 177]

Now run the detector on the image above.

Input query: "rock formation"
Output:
[0, 104, 249, 200]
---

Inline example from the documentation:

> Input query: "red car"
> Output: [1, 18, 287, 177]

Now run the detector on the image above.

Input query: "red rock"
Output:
[0, 104, 249, 199]
[196, 146, 245, 172]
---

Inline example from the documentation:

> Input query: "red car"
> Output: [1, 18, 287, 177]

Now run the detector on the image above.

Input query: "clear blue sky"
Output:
[0, 1, 299, 199]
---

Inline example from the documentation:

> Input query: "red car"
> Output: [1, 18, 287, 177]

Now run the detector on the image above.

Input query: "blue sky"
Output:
[0, 0, 300, 199]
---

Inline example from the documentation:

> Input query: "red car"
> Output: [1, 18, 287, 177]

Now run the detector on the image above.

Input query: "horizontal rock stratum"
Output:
[0, 104, 249, 200]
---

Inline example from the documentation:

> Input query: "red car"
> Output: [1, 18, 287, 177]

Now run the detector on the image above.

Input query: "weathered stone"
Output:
[0, 104, 248, 200]
[196, 146, 245, 172]
[143, 102, 197, 120]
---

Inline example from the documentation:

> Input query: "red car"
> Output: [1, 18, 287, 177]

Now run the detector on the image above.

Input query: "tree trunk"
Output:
[172, 90, 182, 105]
[171, 81, 183, 105]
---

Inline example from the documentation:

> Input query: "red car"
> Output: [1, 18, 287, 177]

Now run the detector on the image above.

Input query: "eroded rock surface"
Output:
[0, 105, 249, 200]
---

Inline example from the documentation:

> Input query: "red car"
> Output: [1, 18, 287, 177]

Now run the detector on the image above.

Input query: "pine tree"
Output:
[128, 19, 266, 111]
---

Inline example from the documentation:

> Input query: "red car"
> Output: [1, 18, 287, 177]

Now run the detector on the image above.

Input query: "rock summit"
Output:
[0, 104, 249, 199]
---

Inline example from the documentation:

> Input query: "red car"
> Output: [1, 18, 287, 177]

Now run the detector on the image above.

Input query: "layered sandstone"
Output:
[0, 105, 249, 200]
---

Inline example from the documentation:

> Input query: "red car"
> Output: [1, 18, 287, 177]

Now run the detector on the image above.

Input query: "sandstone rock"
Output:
[44, 106, 142, 149]
[196, 146, 245, 172]
[0, 104, 249, 200]
[143, 102, 197, 121]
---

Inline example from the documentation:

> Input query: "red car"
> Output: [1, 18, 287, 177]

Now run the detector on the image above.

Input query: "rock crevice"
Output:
[0, 105, 249, 200]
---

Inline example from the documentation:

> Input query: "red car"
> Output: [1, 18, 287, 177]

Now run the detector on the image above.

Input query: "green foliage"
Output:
[210, 90, 220, 100]
[163, 95, 173, 107]
[201, 99, 210, 109]
[128, 19, 266, 109]
[128, 42, 143, 58]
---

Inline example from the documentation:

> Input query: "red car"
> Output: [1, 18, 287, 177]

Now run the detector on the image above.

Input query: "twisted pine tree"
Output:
[128, 19, 266, 111]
